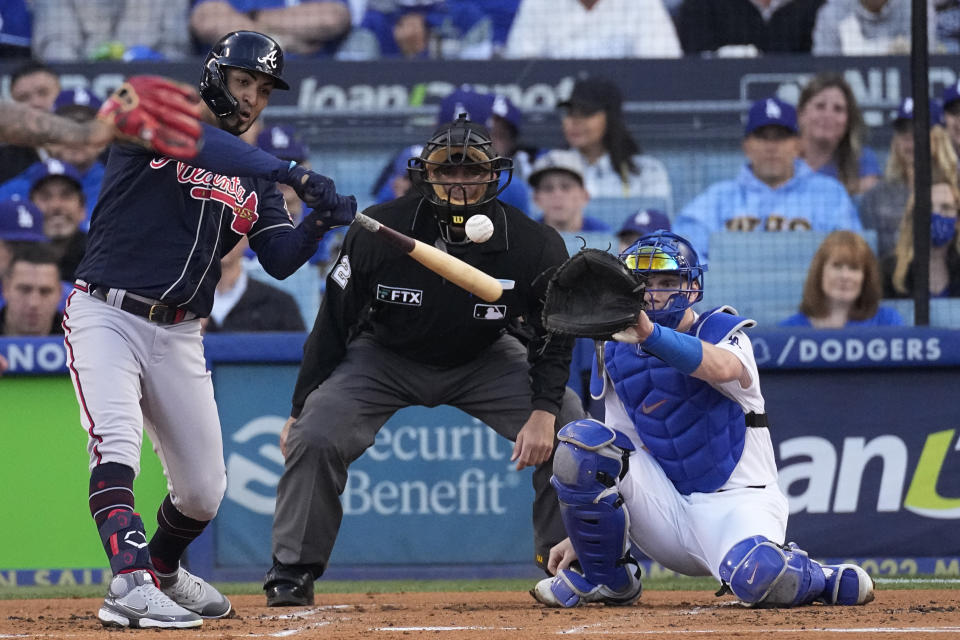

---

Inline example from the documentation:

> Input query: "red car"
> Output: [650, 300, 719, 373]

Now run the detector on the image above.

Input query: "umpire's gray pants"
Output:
[272, 333, 585, 575]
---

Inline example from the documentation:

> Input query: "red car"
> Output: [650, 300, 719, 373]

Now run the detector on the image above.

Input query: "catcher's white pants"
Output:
[63, 290, 226, 521]
[619, 446, 789, 580]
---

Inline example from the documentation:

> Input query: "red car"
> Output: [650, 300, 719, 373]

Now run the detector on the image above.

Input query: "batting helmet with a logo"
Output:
[200, 30, 289, 118]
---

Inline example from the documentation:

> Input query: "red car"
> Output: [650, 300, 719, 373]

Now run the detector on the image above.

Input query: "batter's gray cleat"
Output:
[98, 570, 203, 629]
[819, 564, 875, 605]
[158, 566, 233, 618]
[531, 566, 642, 608]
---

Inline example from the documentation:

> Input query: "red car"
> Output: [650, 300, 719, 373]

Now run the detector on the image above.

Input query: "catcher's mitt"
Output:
[542, 248, 647, 340]
[97, 76, 203, 158]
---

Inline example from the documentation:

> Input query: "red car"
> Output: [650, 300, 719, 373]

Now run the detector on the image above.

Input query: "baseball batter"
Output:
[263, 116, 586, 606]
[62, 31, 356, 629]
[532, 231, 875, 608]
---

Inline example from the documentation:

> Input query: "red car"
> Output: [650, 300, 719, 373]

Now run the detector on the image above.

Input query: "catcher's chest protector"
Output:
[605, 308, 753, 494]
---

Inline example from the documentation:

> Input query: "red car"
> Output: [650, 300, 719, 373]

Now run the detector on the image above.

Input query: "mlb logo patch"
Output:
[377, 285, 423, 306]
[474, 304, 506, 320]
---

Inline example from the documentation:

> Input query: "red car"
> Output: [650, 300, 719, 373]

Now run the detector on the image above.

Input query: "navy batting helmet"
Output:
[408, 114, 513, 243]
[620, 230, 705, 329]
[200, 31, 289, 119]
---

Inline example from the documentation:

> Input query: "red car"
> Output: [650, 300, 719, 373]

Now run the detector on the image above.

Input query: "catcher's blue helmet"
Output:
[619, 230, 705, 329]
[200, 30, 289, 119]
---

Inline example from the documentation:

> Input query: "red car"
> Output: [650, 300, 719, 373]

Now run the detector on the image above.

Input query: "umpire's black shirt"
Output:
[291, 193, 574, 417]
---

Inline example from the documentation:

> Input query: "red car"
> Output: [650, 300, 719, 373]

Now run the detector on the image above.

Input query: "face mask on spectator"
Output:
[930, 213, 956, 248]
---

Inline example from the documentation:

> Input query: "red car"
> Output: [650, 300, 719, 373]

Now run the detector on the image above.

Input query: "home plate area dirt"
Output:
[1, 590, 957, 639]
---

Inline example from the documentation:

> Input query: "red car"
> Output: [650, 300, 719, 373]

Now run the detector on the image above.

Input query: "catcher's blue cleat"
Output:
[819, 564, 875, 605]
[530, 565, 642, 608]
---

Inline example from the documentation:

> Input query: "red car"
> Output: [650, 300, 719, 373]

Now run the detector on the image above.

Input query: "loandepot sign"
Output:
[779, 430, 960, 518]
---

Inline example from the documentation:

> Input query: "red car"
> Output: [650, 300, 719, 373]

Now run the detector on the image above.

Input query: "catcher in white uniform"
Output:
[532, 230, 875, 608]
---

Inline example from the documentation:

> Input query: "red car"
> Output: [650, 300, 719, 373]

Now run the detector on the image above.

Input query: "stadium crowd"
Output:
[0, 0, 954, 61]
[1, 0, 958, 343]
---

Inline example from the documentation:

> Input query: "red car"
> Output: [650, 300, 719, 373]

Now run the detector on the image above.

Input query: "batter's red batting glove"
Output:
[98, 76, 204, 158]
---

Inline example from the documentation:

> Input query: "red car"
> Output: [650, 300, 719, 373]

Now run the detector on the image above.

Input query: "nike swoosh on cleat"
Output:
[119, 603, 150, 615]
[641, 399, 667, 414]
[745, 563, 760, 585]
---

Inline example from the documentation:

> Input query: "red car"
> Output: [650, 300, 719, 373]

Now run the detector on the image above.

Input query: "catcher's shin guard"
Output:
[718, 536, 825, 607]
[538, 419, 641, 607]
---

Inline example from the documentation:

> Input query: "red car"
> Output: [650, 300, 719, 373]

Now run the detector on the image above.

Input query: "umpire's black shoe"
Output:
[264, 564, 314, 607]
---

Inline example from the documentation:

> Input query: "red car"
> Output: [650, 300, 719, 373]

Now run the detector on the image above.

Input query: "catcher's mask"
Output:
[619, 230, 705, 329]
[408, 114, 513, 243]
[200, 30, 289, 119]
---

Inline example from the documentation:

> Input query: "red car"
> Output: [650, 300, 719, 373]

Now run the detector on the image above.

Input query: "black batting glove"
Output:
[281, 164, 339, 210]
[304, 195, 358, 236]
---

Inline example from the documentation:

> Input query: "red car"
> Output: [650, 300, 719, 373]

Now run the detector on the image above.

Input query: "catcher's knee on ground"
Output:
[718, 536, 874, 607]
[531, 419, 642, 608]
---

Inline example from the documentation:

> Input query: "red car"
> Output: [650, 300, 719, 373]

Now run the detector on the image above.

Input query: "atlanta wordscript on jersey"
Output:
[150, 158, 263, 234]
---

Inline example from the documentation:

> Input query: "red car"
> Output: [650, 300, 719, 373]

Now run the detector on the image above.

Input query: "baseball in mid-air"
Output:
[465, 214, 494, 243]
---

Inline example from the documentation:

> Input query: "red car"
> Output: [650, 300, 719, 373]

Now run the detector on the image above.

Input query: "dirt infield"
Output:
[1, 590, 957, 638]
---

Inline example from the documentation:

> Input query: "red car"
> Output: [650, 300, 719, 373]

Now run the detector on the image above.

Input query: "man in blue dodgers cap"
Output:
[257, 124, 311, 223]
[616, 207, 671, 253]
[673, 97, 860, 259]
[28, 159, 88, 281]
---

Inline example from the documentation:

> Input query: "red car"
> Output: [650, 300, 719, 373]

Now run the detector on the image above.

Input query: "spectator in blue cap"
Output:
[616, 207, 671, 252]
[52, 87, 102, 116]
[673, 96, 860, 259]
[28, 159, 88, 281]
[258, 125, 311, 223]
[0, 198, 48, 311]
[0, 199, 46, 279]
[861, 97, 945, 260]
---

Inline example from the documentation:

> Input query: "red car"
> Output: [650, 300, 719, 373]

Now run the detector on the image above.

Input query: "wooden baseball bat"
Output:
[354, 212, 503, 302]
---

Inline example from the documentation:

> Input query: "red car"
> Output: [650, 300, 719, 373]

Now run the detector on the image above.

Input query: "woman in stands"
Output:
[781, 230, 903, 328]
[559, 76, 672, 209]
[797, 73, 880, 197]
[859, 98, 943, 261]
[885, 127, 960, 299]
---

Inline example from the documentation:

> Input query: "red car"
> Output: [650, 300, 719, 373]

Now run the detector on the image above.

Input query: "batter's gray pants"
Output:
[272, 333, 585, 575]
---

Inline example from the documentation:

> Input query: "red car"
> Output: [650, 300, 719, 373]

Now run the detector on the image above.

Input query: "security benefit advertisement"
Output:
[215, 364, 536, 569]
[765, 368, 960, 566]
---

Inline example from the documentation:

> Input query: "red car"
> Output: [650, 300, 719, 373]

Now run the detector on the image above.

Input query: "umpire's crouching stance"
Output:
[265, 115, 586, 606]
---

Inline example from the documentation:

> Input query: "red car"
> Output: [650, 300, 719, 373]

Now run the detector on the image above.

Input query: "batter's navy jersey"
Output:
[77, 143, 319, 317]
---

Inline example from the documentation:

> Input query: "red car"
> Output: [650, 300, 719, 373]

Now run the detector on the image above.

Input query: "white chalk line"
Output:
[557, 626, 960, 635]
[269, 604, 351, 620]
[875, 577, 960, 584]
[373, 626, 518, 632]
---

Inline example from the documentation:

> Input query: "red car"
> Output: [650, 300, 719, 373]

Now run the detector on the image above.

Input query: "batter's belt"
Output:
[74, 279, 197, 325]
